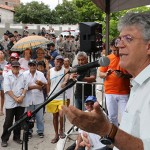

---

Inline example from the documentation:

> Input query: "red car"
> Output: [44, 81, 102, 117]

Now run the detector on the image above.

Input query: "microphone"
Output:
[68, 56, 110, 73]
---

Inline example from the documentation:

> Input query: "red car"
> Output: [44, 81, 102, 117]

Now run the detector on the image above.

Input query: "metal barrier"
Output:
[72, 81, 104, 111]
[62, 81, 105, 133]
[60, 81, 105, 150]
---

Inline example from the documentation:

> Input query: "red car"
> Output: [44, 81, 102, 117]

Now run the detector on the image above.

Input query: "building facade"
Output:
[0, 5, 15, 23]
[0, 0, 20, 7]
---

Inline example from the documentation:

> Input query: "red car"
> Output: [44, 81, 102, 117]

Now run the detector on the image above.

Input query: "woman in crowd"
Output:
[35, 48, 49, 71]
[19, 48, 32, 71]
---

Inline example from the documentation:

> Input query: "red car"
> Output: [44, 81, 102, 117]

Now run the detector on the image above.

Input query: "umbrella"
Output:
[11, 35, 50, 51]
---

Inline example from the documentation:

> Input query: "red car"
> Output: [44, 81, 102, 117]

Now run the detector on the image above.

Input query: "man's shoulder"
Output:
[36, 70, 44, 76]
[51, 50, 58, 55]
[89, 67, 97, 74]
[23, 70, 30, 75]
[5, 70, 13, 76]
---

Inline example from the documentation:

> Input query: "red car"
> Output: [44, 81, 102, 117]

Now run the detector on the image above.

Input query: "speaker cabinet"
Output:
[80, 22, 102, 53]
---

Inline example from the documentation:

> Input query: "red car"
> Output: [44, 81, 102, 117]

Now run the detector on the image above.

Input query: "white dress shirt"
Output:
[23, 70, 47, 105]
[4, 71, 28, 108]
[114, 64, 150, 150]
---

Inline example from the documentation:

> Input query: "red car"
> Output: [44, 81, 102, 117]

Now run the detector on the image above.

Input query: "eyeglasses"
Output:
[85, 102, 94, 106]
[115, 35, 141, 47]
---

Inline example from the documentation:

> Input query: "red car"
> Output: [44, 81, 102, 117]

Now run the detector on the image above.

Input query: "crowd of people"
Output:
[0, 11, 149, 150]
[0, 27, 81, 147]
[0, 25, 127, 149]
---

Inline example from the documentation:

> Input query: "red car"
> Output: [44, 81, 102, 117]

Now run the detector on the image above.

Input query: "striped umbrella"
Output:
[11, 35, 50, 51]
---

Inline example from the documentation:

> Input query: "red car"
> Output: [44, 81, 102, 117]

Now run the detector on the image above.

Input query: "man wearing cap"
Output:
[67, 96, 106, 150]
[47, 55, 69, 143]
[23, 60, 47, 138]
[3, 52, 25, 77]
[1, 61, 28, 147]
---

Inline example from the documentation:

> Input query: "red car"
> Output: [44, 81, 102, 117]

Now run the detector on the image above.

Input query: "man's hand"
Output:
[80, 132, 91, 150]
[61, 81, 67, 88]
[62, 102, 111, 137]
[106, 69, 113, 77]
[70, 73, 78, 80]
[16, 96, 24, 103]
[114, 70, 123, 78]
[35, 80, 44, 86]
[28, 85, 43, 90]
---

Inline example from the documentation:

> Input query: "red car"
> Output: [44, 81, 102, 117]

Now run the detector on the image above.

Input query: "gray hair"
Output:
[77, 51, 88, 59]
[118, 12, 150, 41]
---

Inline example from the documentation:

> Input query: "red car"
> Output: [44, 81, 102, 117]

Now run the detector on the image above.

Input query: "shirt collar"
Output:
[8, 70, 22, 77]
[131, 64, 150, 86]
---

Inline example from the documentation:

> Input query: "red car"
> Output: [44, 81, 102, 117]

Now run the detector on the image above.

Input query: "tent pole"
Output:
[105, 0, 110, 55]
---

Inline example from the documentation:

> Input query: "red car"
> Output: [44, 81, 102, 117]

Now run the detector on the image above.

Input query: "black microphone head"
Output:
[99, 56, 110, 66]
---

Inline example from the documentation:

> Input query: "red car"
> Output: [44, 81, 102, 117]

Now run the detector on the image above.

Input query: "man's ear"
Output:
[147, 40, 150, 55]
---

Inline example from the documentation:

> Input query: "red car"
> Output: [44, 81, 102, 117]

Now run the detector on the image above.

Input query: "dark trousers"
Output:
[1, 107, 25, 142]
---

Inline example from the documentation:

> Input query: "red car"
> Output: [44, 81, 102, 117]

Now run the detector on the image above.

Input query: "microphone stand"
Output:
[8, 74, 85, 150]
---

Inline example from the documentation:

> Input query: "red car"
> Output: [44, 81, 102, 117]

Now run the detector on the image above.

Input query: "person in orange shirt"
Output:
[99, 38, 131, 126]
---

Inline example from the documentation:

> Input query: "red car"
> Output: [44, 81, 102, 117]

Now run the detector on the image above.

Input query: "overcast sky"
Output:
[20, 0, 63, 10]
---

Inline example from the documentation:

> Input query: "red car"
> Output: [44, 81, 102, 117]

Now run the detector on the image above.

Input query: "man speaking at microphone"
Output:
[70, 51, 97, 110]
[99, 38, 131, 127]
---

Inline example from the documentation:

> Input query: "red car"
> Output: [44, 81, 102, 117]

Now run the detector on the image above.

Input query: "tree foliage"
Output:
[73, 0, 103, 22]
[14, 1, 51, 24]
[14, 0, 150, 40]
[54, 0, 80, 24]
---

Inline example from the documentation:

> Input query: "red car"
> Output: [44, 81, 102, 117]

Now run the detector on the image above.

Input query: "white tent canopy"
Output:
[91, 0, 150, 54]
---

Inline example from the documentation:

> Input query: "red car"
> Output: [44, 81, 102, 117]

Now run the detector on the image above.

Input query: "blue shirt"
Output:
[49, 49, 58, 67]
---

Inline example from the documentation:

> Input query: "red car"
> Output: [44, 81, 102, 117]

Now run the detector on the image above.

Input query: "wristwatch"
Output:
[100, 123, 118, 145]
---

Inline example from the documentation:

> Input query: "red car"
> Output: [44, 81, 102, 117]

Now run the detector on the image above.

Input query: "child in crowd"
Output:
[66, 96, 107, 150]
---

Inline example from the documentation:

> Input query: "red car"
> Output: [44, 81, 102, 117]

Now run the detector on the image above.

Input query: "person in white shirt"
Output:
[23, 60, 47, 139]
[47, 55, 69, 144]
[1, 61, 28, 147]
[62, 12, 150, 150]
[67, 96, 106, 150]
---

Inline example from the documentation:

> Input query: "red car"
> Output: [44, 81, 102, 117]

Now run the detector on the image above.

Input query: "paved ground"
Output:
[0, 93, 104, 150]
[0, 112, 75, 150]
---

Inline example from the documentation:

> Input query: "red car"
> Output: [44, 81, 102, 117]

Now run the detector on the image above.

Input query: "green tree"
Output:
[14, 1, 52, 24]
[73, 0, 103, 22]
[108, 6, 150, 40]
[14, 0, 150, 39]
[54, 0, 80, 24]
